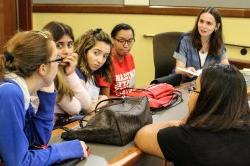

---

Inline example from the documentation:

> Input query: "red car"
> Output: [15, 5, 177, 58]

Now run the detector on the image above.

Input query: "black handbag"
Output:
[61, 96, 152, 146]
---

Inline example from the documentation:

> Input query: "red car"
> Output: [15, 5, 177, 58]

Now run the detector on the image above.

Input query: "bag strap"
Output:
[94, 97, 125, 112]
[162, 90, 183, 108]
[125, 87, 154, 97]
[56, 98, 125, 129]
[150, 89, 183, 112]
[126, 84, 177, 98]
[115, 85, 157, 97]
[55, 126, 72, 132]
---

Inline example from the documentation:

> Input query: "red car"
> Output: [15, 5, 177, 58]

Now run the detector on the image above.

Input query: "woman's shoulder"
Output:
[126, 53, 134, 57]
[75, 68, 86, 81]
[158, 126, 189, 138]
[0, 81, 22, 96]
[0, 81, 23, 104]
[126, 53, 134, 61]
[180, 34, 192, 43]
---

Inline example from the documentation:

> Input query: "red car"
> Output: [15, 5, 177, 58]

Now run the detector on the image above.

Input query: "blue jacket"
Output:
[0, 80, 83, 166]
[173, 35, 227, 82]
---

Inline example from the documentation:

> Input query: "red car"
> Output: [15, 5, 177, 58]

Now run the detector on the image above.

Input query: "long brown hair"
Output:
[1, 31, 52, 79]
[43, 21, 74, 102]
[186, 64, 250, 131]
[75, 28, 112, 83]
[191, 7, 224, 56]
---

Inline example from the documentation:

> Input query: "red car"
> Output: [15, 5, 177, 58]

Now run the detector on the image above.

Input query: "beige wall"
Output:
[33, 13, 250, 87]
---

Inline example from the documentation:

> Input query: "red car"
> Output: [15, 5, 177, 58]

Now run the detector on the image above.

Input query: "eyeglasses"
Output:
[47, 55, 64, 63]
[115, 38, 135, 46]
[188, 82, 200, 94]
[189, 88, 200, 94]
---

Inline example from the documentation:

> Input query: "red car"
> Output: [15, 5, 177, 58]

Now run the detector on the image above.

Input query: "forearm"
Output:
[175, 60, 187, 75]
[100, 87, 110, 97]
[57, 96, 81, 115]
[66, 72, 92, 111]
[2, 139, 83, 165]
[34, 91, 57, 144]
[135, 120, 182, 159]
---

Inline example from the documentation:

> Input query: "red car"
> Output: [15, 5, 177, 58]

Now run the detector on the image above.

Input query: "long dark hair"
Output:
[191, 7, 223, 56]
[186, 64, 250, 131]
[42, 21, 75, 102]
[43, 21, 74, 42]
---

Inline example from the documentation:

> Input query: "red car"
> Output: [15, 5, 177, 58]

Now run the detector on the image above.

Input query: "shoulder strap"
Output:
[75, 68, 85, 80]
[94, 97, 124, 111]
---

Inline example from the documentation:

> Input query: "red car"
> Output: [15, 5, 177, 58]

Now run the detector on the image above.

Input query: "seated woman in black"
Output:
[135, 64, 250, 166]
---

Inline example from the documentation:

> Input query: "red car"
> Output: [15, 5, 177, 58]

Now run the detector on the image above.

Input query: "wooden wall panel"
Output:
[33, 4, 250, 18]
[18, 0, 32, 31]
[0, 0, 32, 53]
[0, 0, 17, 53]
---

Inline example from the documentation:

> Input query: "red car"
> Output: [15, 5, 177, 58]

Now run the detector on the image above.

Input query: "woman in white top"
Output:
[43, 21, 92, 126]
[0, 31, 89, 165]
[74, 28, 113, 110]
[173, 7, 229, 82]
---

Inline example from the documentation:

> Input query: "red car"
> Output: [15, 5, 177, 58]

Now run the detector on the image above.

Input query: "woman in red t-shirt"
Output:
[97, 23, 136, 97]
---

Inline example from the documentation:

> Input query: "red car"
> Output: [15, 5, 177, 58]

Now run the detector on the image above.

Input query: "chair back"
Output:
[153, 32, 183, 79]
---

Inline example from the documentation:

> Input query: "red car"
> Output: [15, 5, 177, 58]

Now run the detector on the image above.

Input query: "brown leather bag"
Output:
[61, 96, 152, 146]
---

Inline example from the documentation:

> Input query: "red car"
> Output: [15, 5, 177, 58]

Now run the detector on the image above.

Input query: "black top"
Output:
[157, 125, 250, 166]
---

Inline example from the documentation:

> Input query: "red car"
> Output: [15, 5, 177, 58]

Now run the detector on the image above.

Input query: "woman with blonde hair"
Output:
[74, 28, 112, 110]
[0, 31, 89, 165]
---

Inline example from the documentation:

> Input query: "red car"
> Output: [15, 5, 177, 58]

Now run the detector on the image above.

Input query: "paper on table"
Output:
[241, 68, 250, 75]
[176, 67, 202, 76]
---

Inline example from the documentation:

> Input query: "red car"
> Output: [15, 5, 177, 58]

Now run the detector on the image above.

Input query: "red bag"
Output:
[126, 83, 182, 110]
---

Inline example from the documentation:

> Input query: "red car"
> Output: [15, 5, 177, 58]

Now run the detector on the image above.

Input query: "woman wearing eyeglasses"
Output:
[174, 7, 229, 82]
[97, 23, 136, 96]
[0, 31, 89, 165]
[135, 64, 250, 166]
[42, 22, 92, 126]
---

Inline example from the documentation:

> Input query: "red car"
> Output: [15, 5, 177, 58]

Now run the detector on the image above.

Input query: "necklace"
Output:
[200, 49, 207, 54]
[201, 43, 209, 53]
[201, 38, 209, 53]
